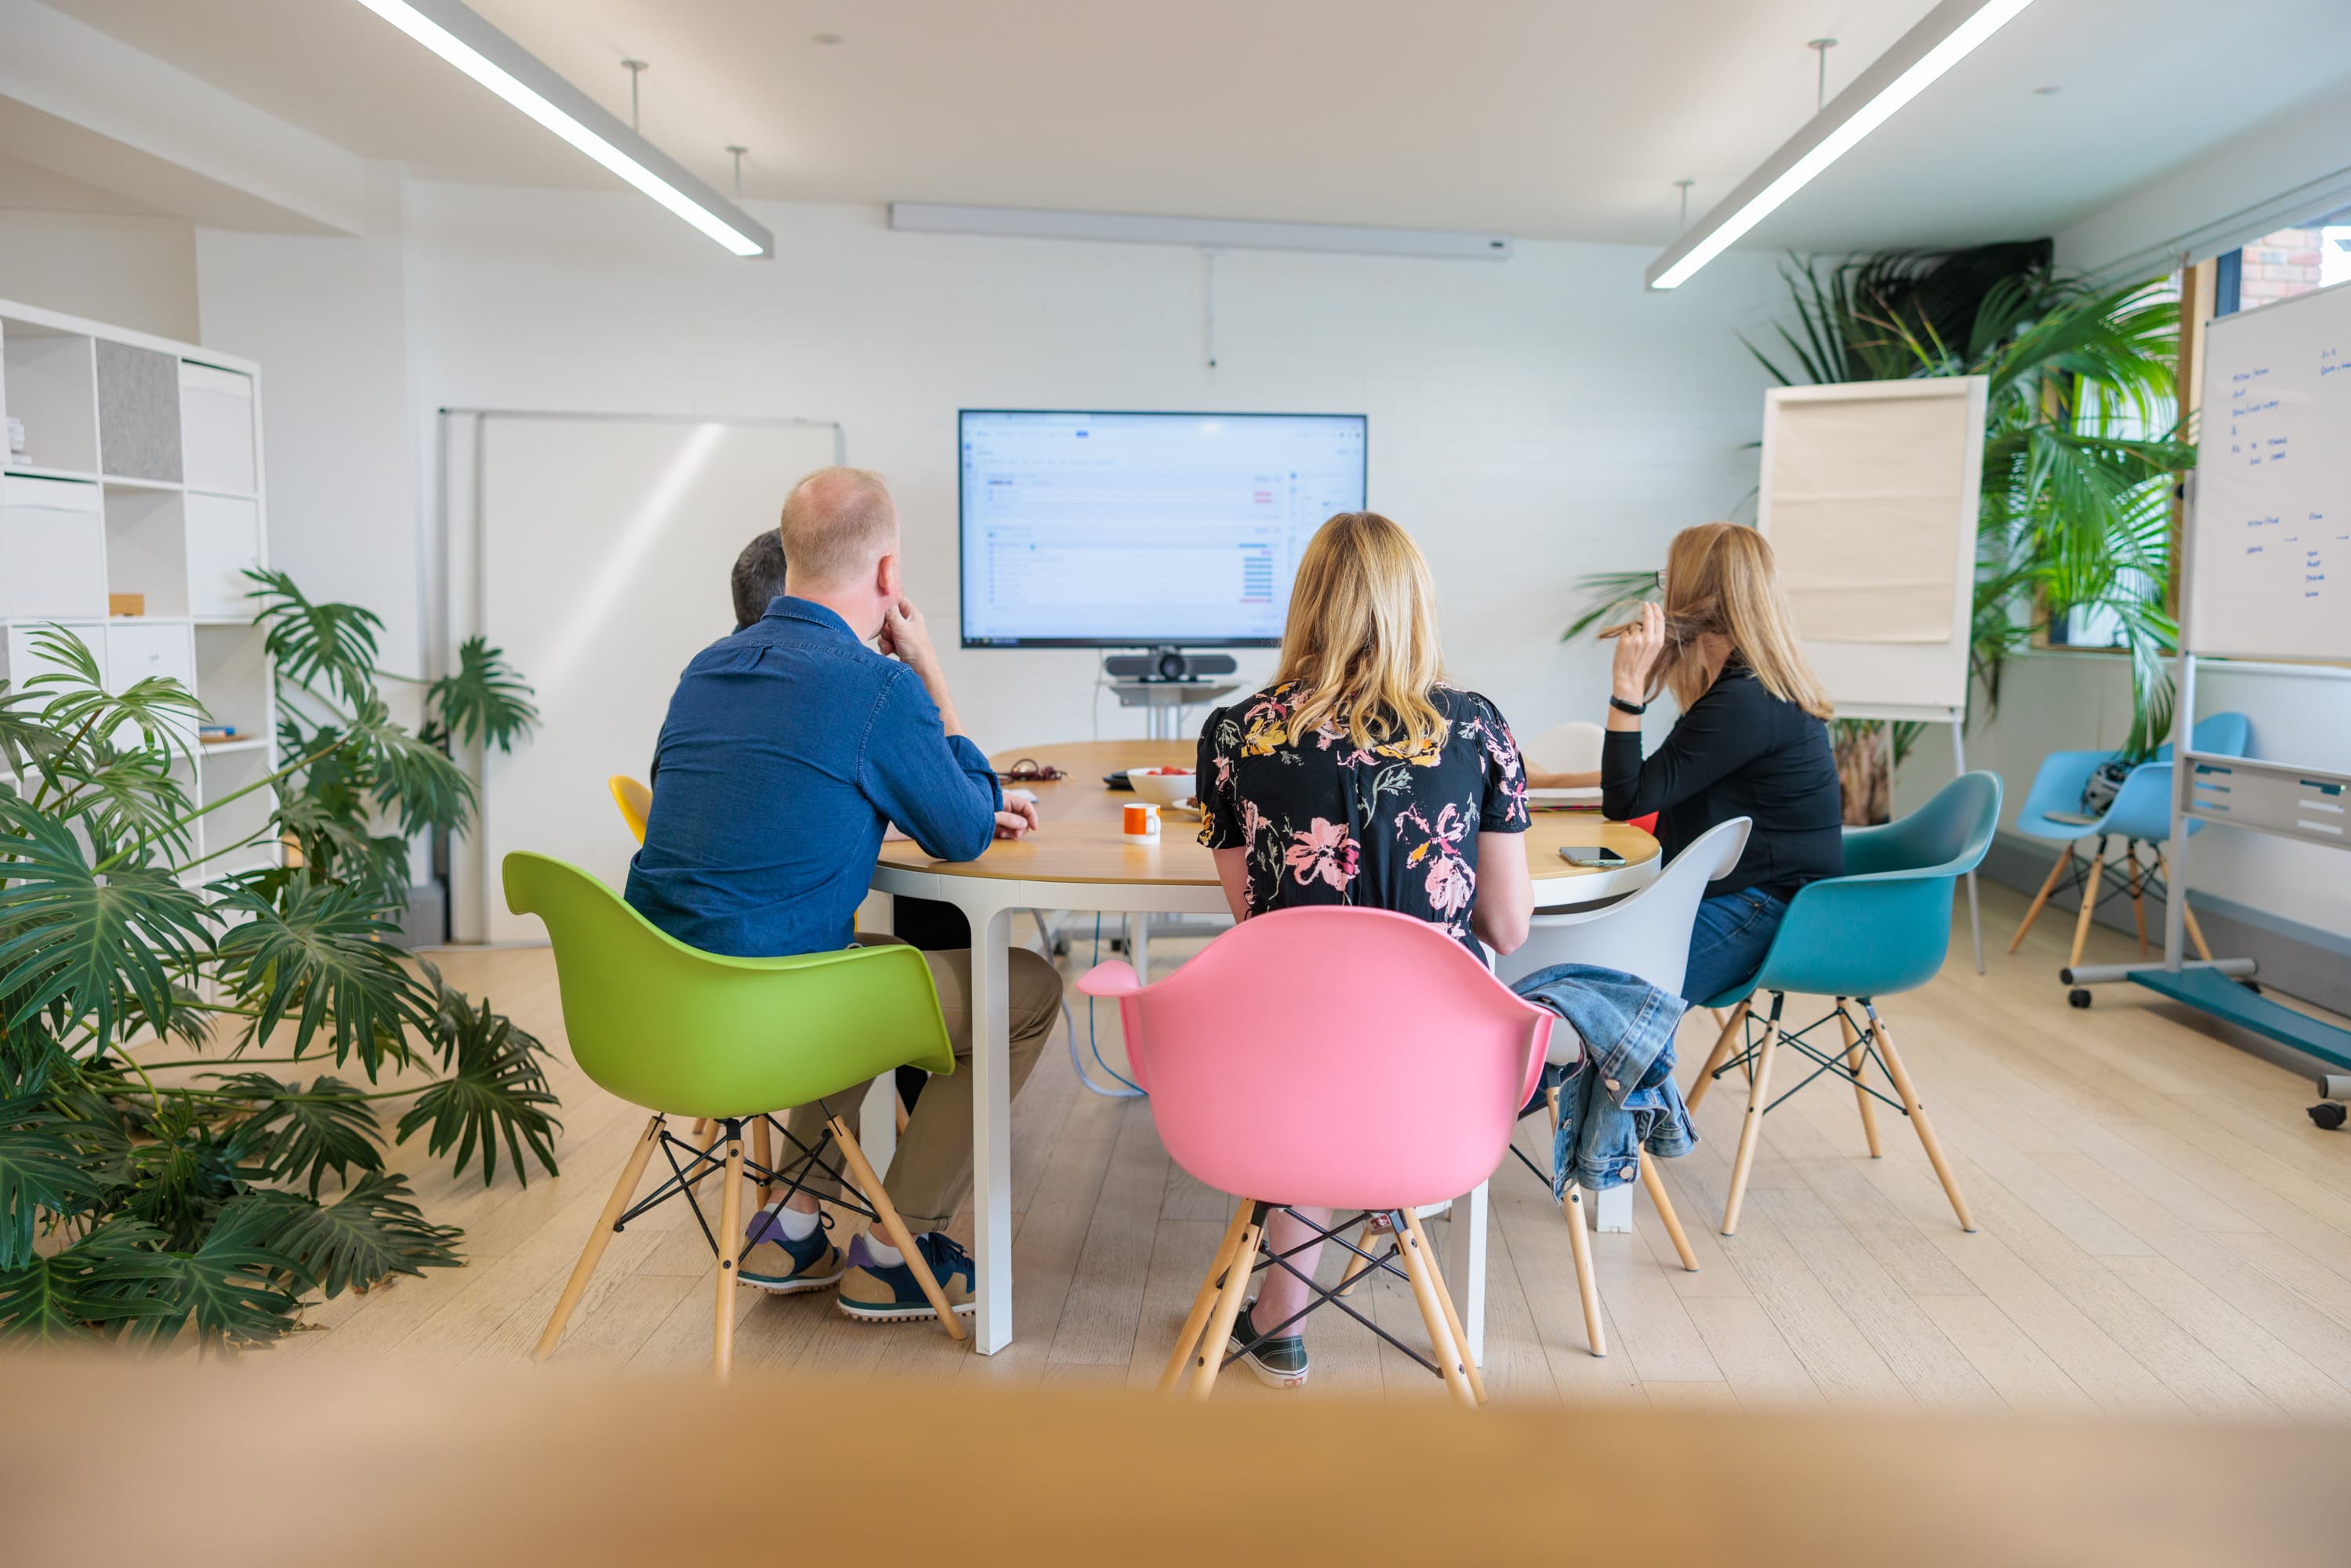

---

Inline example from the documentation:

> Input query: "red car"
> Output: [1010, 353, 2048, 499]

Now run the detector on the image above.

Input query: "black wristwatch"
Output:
[1609, 695, 1647, 717]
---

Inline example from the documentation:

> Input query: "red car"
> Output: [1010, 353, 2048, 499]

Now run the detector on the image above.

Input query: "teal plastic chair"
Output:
[1685, 772, 2001, 1240]
[503, 851, 963, 1377]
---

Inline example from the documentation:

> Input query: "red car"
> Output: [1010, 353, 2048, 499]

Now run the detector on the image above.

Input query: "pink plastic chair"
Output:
[1078, 906, 1551, 1406]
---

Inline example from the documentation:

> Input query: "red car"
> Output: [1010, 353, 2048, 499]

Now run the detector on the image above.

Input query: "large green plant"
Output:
[1567, 245, 2194, 811]
[0, 577, 547, 1348]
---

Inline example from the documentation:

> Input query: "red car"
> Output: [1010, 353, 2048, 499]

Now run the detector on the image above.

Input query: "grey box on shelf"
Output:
[95, 340, 183, 483]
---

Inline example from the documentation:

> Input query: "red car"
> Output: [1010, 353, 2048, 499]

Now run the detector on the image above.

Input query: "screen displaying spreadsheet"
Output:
[958, 410, 1368, 647]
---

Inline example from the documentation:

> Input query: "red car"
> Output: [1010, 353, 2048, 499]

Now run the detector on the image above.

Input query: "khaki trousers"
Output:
[783, 939, 1062, 1232]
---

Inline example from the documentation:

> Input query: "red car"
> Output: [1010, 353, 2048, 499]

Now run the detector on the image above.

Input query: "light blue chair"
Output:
[2006, 713, 2251, 971]
[1685, 772, 2001, 1239]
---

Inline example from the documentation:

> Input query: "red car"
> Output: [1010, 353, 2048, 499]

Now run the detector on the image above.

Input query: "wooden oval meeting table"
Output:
[870, 739, 1661, 1356]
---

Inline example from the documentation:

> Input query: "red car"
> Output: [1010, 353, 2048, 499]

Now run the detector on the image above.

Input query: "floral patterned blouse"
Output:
[1196, 682, 1531, 953]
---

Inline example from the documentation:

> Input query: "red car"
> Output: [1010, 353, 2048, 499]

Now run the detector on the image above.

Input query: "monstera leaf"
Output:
[0, 796, 212, 1047]
[251, 1173, 460, 1298]
[245, 568, 383, 703]
[397, 986, 559, 1186]
[216, 1073, 384, 1196]
[211, 880, 434, 1073]
[429, 636, 540, 753]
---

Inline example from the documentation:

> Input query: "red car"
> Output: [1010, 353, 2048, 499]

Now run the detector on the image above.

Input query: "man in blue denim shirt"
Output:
[626, 468, 1065, 1322]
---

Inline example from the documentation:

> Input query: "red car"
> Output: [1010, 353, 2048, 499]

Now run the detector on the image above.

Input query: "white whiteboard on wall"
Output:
[2189, 278, 2351, 662]
[463, 414, 842, 942]
[1756, 378, 1986, 722]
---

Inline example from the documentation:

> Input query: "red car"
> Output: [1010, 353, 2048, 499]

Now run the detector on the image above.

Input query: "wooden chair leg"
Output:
[1721, 1004, 1784, 1236]
[1390, 1212, 1476, 1408]
[2124, 844, 2150, 953]
[751, 1116, 775, 1210]
[1158, 1197, 1254, 1393]
[1838, 1004, 1883, 1159]
[1685, 999, 1750, 1113]
[829, 1115, 966, 1342]
[1333, 1218, 1386, 1300]
[712, 1124, 746, 1381]
[535, 1114, 664, 1362]
[1867, 1008, 1975, 1232]
[1403, 1210, 1486, 1405]
[2067, 837, 2109, 969]
[1562, 1185, 1606, 1357]
[1638, 1153, 1699, 1273]
[2156, 850, 2216, 962]
[2008, 843, 2075, 953]
[1191, 1206, 1264, 1400]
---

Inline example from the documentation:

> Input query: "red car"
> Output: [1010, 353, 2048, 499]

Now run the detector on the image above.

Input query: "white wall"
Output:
[397, 185, 1787, 754]
[0, 207, 197, 339]
[194, 199, 422, 677]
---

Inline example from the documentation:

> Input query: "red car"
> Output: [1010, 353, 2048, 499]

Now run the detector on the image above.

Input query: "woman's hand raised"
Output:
[1611, 600, 1667, 702]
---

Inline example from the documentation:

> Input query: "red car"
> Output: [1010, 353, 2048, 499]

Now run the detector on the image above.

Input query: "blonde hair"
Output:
[1654, 522, 1834, 720]
[1274, 512, 1448, 754]
[779, 466, 898, 586]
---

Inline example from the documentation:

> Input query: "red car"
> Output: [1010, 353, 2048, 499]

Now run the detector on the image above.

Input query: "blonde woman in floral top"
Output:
[1192, 510, 1533, 1388]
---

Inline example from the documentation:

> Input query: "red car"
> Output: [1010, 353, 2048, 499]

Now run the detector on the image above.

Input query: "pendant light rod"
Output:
[350, 0, 771, 258]
[1646, 0, 2039, 291]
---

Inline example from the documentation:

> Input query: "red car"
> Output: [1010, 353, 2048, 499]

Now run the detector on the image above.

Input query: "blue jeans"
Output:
[1682, 889, 1787, 1005]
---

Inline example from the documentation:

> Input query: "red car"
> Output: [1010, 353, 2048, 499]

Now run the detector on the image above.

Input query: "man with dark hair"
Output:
[729, 527, 790, 631]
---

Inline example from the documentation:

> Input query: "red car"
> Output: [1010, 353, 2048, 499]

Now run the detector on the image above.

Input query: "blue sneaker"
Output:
[739, 1206, 844, 1294]
[836, 1230, 977, 1323]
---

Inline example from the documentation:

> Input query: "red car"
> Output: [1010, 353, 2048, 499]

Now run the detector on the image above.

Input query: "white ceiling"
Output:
[37, 0, 2351, 253]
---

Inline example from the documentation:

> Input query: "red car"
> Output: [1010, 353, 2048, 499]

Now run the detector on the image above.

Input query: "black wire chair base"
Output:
[2052, 835, 2172, 925]
[1705, 999, 1909, 1121]
[1220, 1203, 1447, 1380]
[610, 1103, 878, 1276]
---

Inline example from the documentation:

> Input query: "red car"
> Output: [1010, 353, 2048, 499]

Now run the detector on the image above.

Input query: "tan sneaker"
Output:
[837, 1231, 977, 1322]
[739, 1207, 846, 1294]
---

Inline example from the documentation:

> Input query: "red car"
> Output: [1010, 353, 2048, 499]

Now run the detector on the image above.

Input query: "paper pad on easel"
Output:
[1766, 395, 1966, 644]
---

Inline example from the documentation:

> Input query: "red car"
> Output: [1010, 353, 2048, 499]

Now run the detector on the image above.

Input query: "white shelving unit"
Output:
[0, 296, 278, 880]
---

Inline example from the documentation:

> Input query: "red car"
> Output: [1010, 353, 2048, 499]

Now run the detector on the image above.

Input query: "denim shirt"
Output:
[1511, 962, 1697, 1196]
[624, 597, 1002, 957]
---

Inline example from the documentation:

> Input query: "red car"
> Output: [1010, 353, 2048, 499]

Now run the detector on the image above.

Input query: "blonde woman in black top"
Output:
[1527, 522, 1841, 1003]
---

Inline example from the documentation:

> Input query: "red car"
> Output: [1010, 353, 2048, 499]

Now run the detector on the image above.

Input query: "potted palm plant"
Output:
[0, 573, 548, 1346]
[1568, 243, 2194, 822]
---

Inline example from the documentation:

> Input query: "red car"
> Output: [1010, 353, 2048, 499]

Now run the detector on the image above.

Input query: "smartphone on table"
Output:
[1559, 845, 1626, 869]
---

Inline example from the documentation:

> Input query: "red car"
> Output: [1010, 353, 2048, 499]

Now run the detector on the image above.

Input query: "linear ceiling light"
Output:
[892, 203, 1513, 261]
[350, 0, 771, 258]
[1646, 0, 2039, 290]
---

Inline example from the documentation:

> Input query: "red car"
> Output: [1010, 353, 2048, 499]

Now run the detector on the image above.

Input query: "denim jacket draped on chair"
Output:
[1511, 962, 1696, 1198]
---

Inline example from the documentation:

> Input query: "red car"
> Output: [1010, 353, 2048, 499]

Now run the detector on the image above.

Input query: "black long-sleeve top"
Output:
[1600, 660, 1843, 901]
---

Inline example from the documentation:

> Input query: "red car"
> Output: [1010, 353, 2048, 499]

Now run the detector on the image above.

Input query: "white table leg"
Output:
[1128, 909, 1152, 985]
[968, 902, 1014, 1354]
[1442, 1179, 1489, 1367]
[859, 1073, 898, 1178]
[1594, 1185, 1633, 1232]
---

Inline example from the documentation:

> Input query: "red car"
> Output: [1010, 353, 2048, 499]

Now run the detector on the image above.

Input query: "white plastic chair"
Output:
[1522, 720, 1605, 778]
[1489, 815, 1750, 1356]
[1496, 815, 1752, 1000]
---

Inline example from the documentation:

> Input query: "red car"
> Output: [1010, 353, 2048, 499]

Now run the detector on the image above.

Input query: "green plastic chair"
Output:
[502, 851, 964, 1377]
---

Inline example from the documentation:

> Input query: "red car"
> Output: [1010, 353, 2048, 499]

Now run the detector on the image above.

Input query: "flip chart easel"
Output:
[2070, 280, 2351, 1094]
[1758, 377, 1990, 971]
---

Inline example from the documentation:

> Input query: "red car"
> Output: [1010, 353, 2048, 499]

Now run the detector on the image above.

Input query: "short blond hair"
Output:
[779, 466, 898, 586]
[1274, 512, 1448, 756]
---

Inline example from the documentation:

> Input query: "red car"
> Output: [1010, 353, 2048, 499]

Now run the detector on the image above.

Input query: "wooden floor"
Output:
[267, 883, 2351, 1417]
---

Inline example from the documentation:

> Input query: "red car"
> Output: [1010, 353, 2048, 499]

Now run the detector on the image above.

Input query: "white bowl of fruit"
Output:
[1127, 766, 1199, 809]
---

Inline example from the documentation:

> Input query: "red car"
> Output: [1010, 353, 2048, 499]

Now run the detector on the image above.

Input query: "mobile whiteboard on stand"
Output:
[1758, 377, 1990, 971]
[2092, 279, 2351, 1099]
